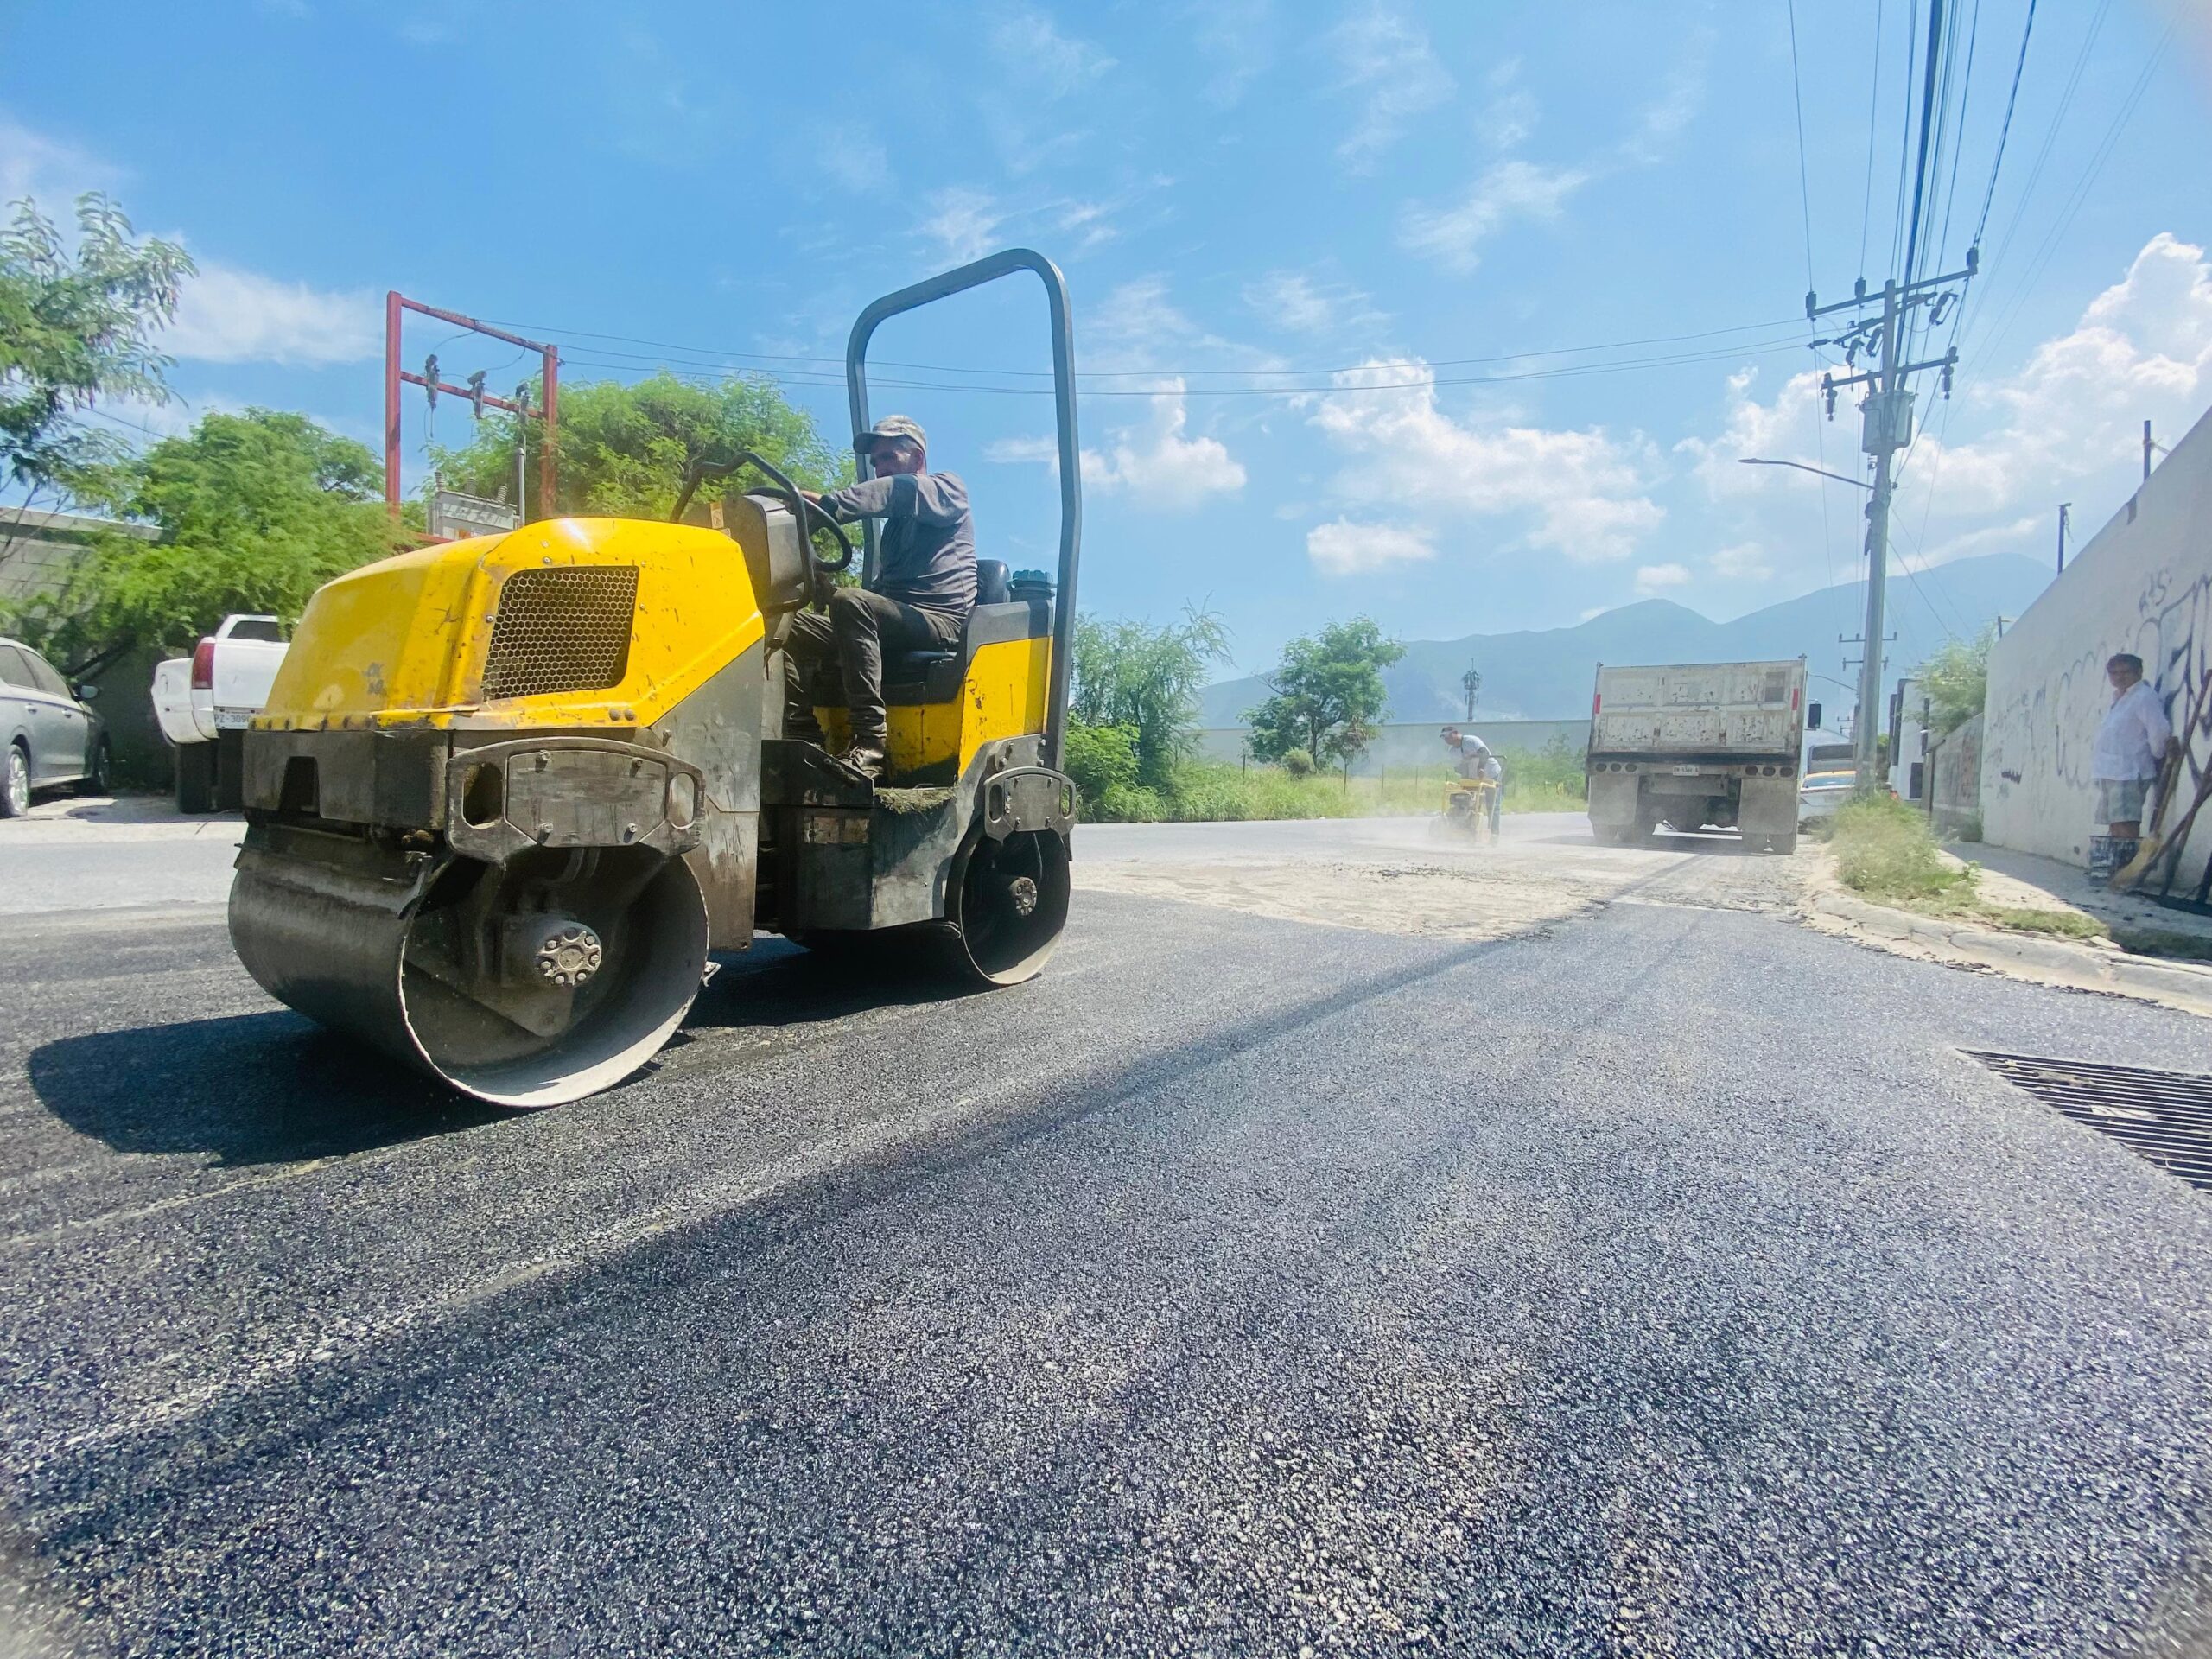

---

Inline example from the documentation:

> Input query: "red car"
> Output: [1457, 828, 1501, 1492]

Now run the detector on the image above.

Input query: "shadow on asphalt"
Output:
[25, 1011, 502, 1165]
[678, 933, 986, 1040]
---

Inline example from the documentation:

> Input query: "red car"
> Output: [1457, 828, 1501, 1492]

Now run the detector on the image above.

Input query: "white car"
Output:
[151, 614, 289, 812]
[1798, 740, 1857, 826]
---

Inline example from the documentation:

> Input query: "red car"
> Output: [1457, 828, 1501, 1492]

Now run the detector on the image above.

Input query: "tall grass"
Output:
[1084, 745, 1589, 824]
[1832, 794, 2105, 940]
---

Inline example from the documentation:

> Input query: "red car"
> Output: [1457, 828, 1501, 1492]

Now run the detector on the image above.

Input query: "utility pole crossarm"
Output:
[1805, 254, 1979, 321]
[1823, 346, 1958, 394]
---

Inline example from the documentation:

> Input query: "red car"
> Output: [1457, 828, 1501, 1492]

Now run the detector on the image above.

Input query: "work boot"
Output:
[842, 721, 888, 783]
[785, 711, 828, 747]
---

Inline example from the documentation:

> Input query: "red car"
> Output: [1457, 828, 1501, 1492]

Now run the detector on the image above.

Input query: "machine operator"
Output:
[1442, 726, 1504, 835]
[793, 415, 976, 781]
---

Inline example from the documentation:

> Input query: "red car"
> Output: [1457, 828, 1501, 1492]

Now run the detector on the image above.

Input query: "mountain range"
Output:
[1197, 553, 2054, 728]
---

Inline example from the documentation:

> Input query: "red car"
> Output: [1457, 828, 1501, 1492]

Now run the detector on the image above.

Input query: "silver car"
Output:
[0, 637, 109, 817]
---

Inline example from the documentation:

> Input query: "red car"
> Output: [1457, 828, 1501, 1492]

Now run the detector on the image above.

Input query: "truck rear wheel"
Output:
[174, 742, 218, 813]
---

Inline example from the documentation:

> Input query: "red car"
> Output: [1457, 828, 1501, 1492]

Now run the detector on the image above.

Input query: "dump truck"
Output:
[1585, 658, 1809, 853]
[226, 250, 1081, 1107]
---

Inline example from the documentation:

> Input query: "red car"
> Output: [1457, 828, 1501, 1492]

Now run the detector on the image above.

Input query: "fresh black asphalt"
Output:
[5, 869, 2212, 1656]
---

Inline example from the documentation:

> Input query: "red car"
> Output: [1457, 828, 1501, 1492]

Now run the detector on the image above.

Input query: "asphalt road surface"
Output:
[7, 810, 2212, 1656]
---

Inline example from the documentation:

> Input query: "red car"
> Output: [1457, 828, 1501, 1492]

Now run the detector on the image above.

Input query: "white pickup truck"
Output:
[151, 614, 289, 812]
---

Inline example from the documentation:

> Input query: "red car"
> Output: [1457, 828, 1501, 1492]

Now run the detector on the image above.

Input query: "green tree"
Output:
[6, 409, 398, 669]
[0, 194, 194, 501]
[1245, 615, 1404, 773]
[1068, 607, 1230, 789]
[435, 372, 849, 520]
[1918, 626, 1993, 734]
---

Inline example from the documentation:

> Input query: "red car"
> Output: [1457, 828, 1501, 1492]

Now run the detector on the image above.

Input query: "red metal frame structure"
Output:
[383, 292, 560, 519]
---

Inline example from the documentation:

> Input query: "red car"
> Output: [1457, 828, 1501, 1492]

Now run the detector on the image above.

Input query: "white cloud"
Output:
[1710, 542, 1773, 580]
[0, 113, 119, 206]
[918, 187, 1005, 264]
[1912, 514, 2042, 569]
[1399, 160, 1589, 273]
[818, 125, 887, 193]
[1089, 276, 1289, 379]
[1329, 8, 1454, 172]
[1309, 360, 1662, 562]
[1476, 60, 1536, 151]
[1090, 384, 1248, 508]
[1307, 519, 1434, 577]
[1620, 48, 1706, 163]
[1681, 232, 2212, 595]
[990, 382, 1246, 511]
[1242, 270, 1383, 336]
[990, 7, 1116, 96]
[1634, 563, 1691, 594]
[162, 263, 379, 365]
[1188, 0, 1274, 106]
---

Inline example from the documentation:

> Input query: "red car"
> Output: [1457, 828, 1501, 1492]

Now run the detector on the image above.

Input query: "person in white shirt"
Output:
[1441, 727, 1505, 834]
[2091, 652, 2180, 873]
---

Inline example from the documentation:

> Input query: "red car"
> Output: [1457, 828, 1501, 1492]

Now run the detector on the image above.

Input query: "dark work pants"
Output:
[784, 587, 963, 741]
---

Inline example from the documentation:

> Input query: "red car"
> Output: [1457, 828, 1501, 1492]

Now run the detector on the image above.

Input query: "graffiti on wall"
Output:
[1986, 560, 2212, 874]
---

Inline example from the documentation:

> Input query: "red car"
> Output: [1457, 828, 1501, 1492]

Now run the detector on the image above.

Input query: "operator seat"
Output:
[881, 560, 1043, 703]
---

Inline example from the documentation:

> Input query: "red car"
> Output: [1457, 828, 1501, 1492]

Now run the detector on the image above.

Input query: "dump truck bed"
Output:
[1589, 660, 1806, 759]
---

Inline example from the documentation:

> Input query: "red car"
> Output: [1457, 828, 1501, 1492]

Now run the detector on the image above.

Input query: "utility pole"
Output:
[1808, 252, 1975, 791]
[1461, 667, 1481, 723]
[2057, 502, 2070, 573]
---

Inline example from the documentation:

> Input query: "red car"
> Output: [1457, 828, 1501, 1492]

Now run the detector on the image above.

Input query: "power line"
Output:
[1890, 0, 1923, 279]
[1929, 0, 1979, 287]
[1901, 0, 1949, 290]
[1964, 20, 2171, 378]
[1967, 0, 2109, 327]
[1972, 0, 2037, 250]
[1859, 0, 1886, 277]
[480, 313, 1805, 384]
[554, 334, 1814, 399]
[1787, 0, 1819, 290]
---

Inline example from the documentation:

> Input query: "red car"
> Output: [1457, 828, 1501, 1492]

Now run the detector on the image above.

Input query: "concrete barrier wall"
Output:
[1192, 718, 1588, 774]
[1928, 713, 1983, 837]
[1983, 399, 2212, 883]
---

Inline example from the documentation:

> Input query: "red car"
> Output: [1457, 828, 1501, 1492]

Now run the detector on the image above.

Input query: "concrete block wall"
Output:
[1982, 398, 2212, 884]
[1192, 718, 1589, 774]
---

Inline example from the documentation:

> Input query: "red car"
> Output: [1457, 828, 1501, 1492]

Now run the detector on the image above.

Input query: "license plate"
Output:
[1671, 764, 1701, 775]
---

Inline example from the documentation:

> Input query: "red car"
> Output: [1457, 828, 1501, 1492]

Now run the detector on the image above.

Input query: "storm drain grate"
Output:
[1967, 1050, 2212, 1190]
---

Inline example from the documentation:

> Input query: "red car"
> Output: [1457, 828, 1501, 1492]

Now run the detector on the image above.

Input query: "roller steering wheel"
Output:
[670, 450, 855, 577]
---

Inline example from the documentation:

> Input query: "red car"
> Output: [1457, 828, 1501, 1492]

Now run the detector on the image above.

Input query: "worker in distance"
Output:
[793, 416, 976, 782]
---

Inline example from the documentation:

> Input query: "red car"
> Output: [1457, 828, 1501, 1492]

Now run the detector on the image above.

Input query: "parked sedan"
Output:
[0, 637, 109, 817]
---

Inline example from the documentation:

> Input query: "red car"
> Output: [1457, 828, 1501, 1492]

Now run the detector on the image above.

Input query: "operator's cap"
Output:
[855, 414, 926, 454]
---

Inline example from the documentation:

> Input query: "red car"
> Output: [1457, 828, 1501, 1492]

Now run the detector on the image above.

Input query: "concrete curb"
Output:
[1807, 887, 2212, 1016]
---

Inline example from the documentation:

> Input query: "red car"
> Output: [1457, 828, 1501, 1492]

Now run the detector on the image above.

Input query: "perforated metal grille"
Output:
[479, 567, 637, 702]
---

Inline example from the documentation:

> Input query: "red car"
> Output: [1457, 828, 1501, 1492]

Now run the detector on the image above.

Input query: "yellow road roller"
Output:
[228, 250, 1083, 1106]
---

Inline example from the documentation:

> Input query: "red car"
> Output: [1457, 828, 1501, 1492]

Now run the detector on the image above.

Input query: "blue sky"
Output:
[5, 0, 2210, 680]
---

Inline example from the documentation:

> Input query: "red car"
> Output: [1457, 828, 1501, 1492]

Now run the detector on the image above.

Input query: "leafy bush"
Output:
[1280, 747, 1317, 779]
[1063, 721, 1139, 805]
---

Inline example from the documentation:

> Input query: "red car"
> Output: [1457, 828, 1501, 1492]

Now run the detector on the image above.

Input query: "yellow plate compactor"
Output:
[227, 250, 1084, 1106]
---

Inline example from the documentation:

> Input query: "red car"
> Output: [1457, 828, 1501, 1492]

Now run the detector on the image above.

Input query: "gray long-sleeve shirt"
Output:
[815, 471, 976, 616]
